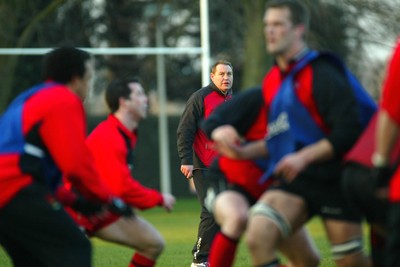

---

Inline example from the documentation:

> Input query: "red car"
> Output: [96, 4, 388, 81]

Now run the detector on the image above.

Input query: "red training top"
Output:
[86, 115, 163, 209]
[380, 39, 400, 202]
[0, 83, 112, 208]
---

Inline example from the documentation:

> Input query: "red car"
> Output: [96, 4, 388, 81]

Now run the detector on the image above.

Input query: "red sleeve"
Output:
[381, 39, 400, 125]
[87, 121, 163, 210]
[37, 88, 112, 203]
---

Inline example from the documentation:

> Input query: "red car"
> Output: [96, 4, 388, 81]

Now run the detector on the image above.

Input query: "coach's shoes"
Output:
[190, 262, 209, 267]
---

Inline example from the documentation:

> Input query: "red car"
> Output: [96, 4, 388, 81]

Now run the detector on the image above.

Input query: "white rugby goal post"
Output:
[0, 0, 211, 195]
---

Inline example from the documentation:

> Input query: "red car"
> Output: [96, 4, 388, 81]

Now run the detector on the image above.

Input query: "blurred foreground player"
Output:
[201, 87, 320, 267]
[0, 47, 130, 267]
[370, 38, 400, 267]
[242, 1, 374, 266]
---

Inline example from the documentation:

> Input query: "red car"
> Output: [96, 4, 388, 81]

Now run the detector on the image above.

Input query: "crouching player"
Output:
[64, 77, 176, 267]
[201, 87, 320, 267]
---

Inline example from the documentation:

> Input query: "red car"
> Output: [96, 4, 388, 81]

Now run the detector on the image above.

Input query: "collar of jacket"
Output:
[209, 81, 232, 96]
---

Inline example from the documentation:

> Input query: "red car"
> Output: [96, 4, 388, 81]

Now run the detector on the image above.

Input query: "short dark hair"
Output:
[42, 47, 91, 83]
[266, 0, 309, 28]
[211, 60, 233, 74]
[105, 77, 141, 113]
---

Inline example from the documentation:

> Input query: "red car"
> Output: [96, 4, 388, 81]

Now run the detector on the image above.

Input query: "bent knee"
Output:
[244, 234, 258, 251]
[245, 227, 269, 251]
[149, 236, 165, 257]
[288, 253, 320, 267]
[331, 238, 368, 266]
[221, 212, 248, 238]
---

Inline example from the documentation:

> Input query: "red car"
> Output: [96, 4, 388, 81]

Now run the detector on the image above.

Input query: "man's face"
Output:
[263, 7, 298, 56]
[210, 64, 233, 92]
[125, 82, 149, 120]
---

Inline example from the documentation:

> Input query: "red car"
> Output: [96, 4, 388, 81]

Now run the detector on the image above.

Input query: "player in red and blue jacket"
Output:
[0, 47, 130, 267]
[201, 87, 320, 267]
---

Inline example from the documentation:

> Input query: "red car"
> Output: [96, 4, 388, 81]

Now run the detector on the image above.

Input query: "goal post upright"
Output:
[0, 0, 211, 195]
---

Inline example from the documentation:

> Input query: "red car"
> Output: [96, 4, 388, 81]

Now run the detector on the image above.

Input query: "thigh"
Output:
[95, 215, 164, 250]
[0, 184, 91, 267]
[278, 227, 320, 266]
[322, 219, 368, 267]
[215, 191, 249, 220]
[214, 190, 250, 237]
[322, 219, 363, 244]
[246, 190, 309, 251]
[258, 190, 309, 231]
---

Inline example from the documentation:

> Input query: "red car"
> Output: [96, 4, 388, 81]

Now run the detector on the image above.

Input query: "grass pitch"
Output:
[0, 197, 369, 267]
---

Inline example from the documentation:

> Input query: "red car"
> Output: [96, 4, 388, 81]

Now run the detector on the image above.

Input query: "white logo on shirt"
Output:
[267, 112, 289, 140]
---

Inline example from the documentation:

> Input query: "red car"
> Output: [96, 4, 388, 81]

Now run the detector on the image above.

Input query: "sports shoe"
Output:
[190, 262, 209, 267]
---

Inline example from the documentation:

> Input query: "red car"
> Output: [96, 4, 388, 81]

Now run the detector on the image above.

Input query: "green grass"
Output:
[0, 197, 369, 267]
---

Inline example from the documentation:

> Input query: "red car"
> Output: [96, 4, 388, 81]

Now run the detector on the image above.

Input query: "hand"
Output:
[55, 185, 104, 215]
[274, 152, 308, 182]
[371, 166, 393, 188]
[161, 193, 176, 212]
[211, 125, 241, 147]
[180, 165, 194, 179]
[371, 166, 392, 188]
[371, 166, 393, 199]
[108, 198, 133, 217]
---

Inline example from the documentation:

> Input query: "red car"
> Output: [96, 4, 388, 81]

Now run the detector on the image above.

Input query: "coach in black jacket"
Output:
[177, 60, 233, 267]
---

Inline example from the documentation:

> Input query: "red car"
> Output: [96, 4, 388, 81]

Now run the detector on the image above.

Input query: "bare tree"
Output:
[0, 0, 68, 111]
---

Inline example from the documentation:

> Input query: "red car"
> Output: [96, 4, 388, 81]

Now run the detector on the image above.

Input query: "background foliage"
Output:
[1, 0, 400, 111]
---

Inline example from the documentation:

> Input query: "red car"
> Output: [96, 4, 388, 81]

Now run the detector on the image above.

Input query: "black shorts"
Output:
[270, 168, 362, 222]
[342, 162, 388, 224]
[0, 183, 92, 267]
[207, 162, 258, 206]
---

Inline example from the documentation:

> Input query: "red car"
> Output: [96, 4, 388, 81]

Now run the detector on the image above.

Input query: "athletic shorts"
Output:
[65, 207, 121, 236]
[342, 162, 388, 224]
[208, 158, 272, 205]
[270, 167, 363, 222]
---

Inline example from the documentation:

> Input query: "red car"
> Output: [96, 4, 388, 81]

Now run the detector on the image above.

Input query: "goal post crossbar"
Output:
[0, 47, 203, 55]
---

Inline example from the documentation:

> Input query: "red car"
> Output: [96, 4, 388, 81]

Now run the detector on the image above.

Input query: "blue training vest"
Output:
[259, 50, 377, 183]
[0, 82, 62, 191]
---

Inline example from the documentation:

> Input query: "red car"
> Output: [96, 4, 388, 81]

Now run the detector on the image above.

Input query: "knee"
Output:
[331, 238, 368, 267]
[246, 204, 287, 252]
[245, 226, 266, 252]
[334, 253, 369, 267]
[289, 252, 320, 267]
[306, 253, 321, 267]
[137, 233, 165, 259]
[148, 236, 165, 258]
[231, 211, 248, 232]
[244, 233, 258, 252]
[221, 212, 248, 239]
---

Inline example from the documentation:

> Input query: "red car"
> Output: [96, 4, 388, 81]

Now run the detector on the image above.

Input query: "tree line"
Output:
[0, 0, 399, 113]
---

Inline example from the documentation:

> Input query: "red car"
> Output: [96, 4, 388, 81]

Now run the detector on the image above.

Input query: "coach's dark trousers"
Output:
[191, 169, 220, 264]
